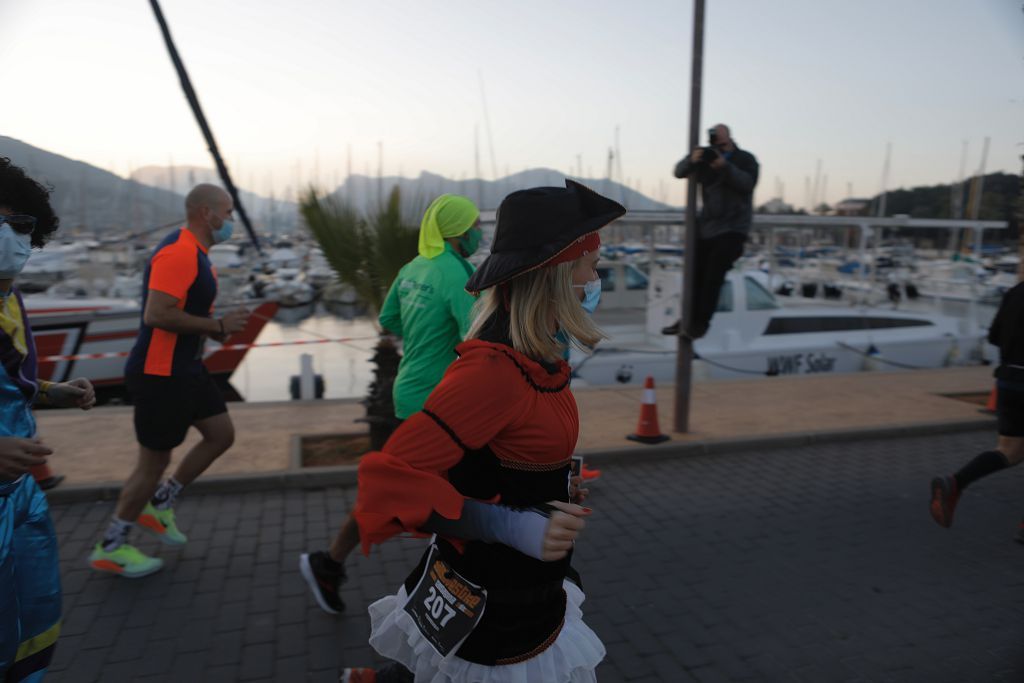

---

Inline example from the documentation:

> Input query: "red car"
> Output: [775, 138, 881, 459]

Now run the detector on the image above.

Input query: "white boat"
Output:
[594, 261, 649, 310]
[45, 274, 143, 300]
[321, 281, 365, 318]
[18, 243, 91, 293]
[259, 267, 315, 308]
[911, 259, 997, 304]
[266, 240, 303, 271]
[306, 248, 336, 290]
[209, 243, 246, 270]
[572, 268, 988, 387]
[23, 294, 278, 403]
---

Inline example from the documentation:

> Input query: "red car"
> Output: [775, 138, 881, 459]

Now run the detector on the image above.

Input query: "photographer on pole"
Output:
[665, 123, 759, 339]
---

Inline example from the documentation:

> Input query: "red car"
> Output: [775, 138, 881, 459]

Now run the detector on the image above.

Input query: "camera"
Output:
[695, 127, 723, 166]
[696, 145, 719, 166]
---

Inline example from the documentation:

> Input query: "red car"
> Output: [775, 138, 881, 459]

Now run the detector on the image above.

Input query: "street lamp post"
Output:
[674, 0, 706, 433]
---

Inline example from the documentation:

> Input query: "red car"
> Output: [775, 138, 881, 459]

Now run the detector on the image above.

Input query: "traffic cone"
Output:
[985, 384, 997, 413]
[30, 462, 64, 491]
[627, 376, 670, 444]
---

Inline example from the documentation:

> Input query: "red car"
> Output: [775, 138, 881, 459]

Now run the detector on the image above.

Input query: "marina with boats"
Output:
[16, 206, 1016, 404]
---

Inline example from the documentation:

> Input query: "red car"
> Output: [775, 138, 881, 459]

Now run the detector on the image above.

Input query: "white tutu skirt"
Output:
[367, 580, 605, 683]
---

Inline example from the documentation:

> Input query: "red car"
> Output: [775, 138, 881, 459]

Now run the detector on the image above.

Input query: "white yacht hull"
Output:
[571, 268, 989, 388]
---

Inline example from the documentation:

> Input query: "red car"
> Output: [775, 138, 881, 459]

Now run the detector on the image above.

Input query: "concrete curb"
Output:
[45, 416, 996, 505]
[579, 417, 997, 465]
[46, 466, 360, 505]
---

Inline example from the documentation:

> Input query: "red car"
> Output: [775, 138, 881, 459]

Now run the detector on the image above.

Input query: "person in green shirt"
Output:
[380, 194, 481, 419]
[299, 194, 482, 615]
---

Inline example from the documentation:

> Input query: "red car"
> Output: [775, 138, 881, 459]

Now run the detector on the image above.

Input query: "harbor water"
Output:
[231, 306, 380, 402]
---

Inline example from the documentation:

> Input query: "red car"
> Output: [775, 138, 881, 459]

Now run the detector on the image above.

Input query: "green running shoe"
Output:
[138, 502, 187, 545]
[89, 543, 164, 578]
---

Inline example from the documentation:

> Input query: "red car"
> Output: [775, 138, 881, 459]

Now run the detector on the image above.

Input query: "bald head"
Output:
[711, 123, 734, 151]
[185, 183, 231, 220]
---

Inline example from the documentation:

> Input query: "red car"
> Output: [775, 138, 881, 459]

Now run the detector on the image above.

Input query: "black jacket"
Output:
[989, 281, 1024, 383]
[674, 146, 759, 240]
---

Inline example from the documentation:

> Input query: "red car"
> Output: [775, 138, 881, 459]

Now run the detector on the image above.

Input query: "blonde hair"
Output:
[467, 260, 605, 363]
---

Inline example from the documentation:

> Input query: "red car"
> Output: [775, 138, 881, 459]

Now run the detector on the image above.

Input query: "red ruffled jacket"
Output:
[354, 339, 578, 552]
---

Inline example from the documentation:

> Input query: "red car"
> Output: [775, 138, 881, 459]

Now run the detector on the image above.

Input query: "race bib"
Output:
[404, 544, 487, 658]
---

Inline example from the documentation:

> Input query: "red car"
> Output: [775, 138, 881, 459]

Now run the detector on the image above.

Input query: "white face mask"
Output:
[0, 225, 33, 279]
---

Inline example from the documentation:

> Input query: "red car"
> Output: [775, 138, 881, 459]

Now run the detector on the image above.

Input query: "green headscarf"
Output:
[417, 194, 480, 259]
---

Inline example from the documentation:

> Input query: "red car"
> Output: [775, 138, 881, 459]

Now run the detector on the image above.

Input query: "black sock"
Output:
[322, 552, 343, 572]
[954, 450, 1010, 491]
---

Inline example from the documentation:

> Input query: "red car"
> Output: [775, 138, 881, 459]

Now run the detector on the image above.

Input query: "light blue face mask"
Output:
[0, 225, 33, 280]
[559, 279, 601, 360]
[212, 218, 235, 244]
[574, 277, 601, 314]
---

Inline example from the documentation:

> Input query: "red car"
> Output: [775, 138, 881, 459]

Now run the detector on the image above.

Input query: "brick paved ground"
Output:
[46, 429, 1024, 682]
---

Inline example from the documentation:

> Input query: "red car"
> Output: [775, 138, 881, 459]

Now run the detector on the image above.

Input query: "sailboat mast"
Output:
[964, 136, 991, 257]
[877, 142, 892, 218]
[148, 0, 261, 253]
[478, 72, 499, 180]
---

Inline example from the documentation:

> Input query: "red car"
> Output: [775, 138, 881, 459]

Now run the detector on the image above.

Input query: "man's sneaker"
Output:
[138, 503, 187, 546]
[580, 464, 602, 481]
[930, 475, 960, 528]
[89, 543, 164, 578]
[300, 551, 347, 614]
[339, 669, 376, 683]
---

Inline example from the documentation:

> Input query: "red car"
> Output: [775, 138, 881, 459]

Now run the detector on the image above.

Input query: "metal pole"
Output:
[148, 0, 261, 254]
[1019, 155, 1024, 282]
[878, 142, 891, 218]
[674, 0, 704, 434]
[857, 223, 870, 304]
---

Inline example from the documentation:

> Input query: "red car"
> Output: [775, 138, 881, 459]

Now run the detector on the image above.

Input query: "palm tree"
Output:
[300, 185, 420, 448]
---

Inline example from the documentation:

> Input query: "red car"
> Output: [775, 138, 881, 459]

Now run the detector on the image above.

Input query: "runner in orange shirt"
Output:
[89, 184, 248, 577]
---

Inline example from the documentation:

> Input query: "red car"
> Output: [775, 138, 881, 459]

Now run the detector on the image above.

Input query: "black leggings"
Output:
[692, 232, 746, 331]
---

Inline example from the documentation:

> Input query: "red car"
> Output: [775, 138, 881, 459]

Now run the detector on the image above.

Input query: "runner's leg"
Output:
[170, 412, 235, 486]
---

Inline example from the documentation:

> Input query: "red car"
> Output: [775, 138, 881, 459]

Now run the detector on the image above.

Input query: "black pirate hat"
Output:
[465, 179, 626, 293]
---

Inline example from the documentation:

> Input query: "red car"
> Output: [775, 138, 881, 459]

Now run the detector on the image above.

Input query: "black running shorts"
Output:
[127, 370, 228, 451]
[996, 381, 1024, 438]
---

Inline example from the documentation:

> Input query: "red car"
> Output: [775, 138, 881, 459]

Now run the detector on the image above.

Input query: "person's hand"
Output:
[0, 437, 53, 479]
[540, 501, 591, 561]
[690, 147, 704, 164]
[710, 155, 727, 170]
[217, 308, 249, 339]
[48, 378, 96, 410]
[569, 475, 589, 505]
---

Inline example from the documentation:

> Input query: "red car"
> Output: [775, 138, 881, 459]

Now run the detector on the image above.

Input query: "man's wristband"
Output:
[218, 318, 225, 337]
[37, 380, 54, 405]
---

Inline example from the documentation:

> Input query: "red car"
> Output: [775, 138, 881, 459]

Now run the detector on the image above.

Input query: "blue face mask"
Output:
[212, 219, 234, 244]
[0, 225, 33, 280]
[575, 277, 601, 314]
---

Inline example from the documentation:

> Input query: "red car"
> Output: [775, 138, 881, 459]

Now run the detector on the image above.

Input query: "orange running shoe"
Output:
[929, 475, 960, 528]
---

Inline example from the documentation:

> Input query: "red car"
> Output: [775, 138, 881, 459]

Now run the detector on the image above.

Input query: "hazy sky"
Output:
[1, 0, 1021, 209]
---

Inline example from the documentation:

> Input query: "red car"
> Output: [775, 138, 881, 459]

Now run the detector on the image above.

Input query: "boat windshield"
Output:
[744, 276, 780, 311]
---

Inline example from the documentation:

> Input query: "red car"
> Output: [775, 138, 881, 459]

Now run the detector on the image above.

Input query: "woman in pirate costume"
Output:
[342, 180, 625, 683]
